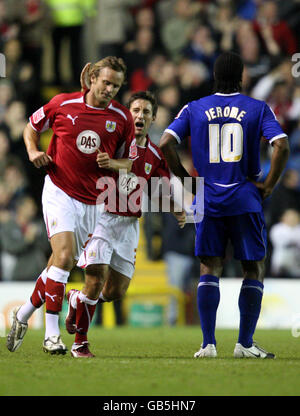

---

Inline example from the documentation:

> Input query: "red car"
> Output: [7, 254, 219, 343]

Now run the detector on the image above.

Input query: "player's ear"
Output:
[90, 73, 97, 85]
[80, 62, 91, 91]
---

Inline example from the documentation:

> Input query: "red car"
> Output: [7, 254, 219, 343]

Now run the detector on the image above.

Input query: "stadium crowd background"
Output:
[0, 0, 300, 291]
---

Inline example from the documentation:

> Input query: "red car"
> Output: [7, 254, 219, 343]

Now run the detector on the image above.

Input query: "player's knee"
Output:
[103, 287, 122, 301]
[242, 259, 265, 282]
[86, 279, 103, 298]
[104, 283, 128, 301]
[53, 249, 74, 271]
[200, 256, 223, 277]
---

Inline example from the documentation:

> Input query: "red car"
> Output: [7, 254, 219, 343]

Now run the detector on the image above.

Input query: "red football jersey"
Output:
[98, 137, 171, 217]
[30, 91, 136, 204]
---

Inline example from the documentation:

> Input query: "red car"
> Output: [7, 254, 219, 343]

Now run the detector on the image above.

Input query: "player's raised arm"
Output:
[159, 133, 191, 181]
[252, 137, 290, 200]
[23, 122, 52, 169]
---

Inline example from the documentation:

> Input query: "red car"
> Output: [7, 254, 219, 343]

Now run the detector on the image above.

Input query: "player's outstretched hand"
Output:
[173, 210, 186, 228]
[29, 150, 52, 168]
[97, 150, 111, 169]
[80, 62, 91, 92]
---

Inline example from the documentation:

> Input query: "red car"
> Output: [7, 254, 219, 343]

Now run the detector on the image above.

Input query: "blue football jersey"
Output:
[165, 92, 287, 217]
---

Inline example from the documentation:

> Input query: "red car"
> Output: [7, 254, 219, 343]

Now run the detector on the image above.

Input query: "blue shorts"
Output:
[195, 211, 267, 261]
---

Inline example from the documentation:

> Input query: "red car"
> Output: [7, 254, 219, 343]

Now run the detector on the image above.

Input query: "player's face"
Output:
[129, 99, 155, 140]
[90, 67, 124, 107]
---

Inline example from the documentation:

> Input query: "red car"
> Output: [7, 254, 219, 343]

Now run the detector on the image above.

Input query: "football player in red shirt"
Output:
[7, 57, 137, 355]
[66, 84, 186, 357]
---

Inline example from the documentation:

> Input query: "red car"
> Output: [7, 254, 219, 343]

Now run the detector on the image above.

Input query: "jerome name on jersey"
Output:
[205, 106, 246, 122]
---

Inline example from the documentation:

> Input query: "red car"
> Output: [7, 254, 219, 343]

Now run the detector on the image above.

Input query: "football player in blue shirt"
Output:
[160, 52, 289, 358]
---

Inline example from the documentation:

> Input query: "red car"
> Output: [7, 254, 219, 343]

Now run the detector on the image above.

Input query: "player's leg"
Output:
[98, 266, 130, 303]
[229, 212, 275, 358]
[194, 216, 227, 358]
[97, 215, 137, 306]
[238, 259, 265, 346]
[42, 231, 76, 354]
[234, 258, 274, 358]
[70, 264, 108, 358]
[6, 255, 53, 352]
[67, 228, 113, 357]
[17, 254, 53, 322]
[194, 256, 223, 358]
[40, 175, 82, 354]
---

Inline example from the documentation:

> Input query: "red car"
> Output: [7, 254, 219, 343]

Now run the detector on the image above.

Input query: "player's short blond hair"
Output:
[88, 56, 127, 82]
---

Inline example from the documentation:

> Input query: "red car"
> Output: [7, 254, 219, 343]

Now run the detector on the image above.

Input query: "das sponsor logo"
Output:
[118, 172, 139, 195]
[76, 130, 101, 154]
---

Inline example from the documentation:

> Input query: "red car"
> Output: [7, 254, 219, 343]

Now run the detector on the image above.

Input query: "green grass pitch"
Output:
[1, 327, 300, 396]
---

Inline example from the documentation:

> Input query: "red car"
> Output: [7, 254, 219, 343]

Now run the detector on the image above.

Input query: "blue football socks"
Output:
[197, 274, 220, 348]
[238, 279, 264, 348]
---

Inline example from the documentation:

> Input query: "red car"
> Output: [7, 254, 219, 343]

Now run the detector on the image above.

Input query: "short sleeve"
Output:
[164, 104, 190, 143]
[29, 94, 64, 133]
[261, 103, 287, 144]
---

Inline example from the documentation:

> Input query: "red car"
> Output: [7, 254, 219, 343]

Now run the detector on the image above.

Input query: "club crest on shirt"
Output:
[144, 163, 152, 175]
[105, 120, 116, 132]
[50, 218, 57, 229]
[76, 130, 101, 154]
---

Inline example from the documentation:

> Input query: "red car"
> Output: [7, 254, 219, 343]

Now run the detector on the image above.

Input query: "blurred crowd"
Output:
[0, 0, 300, 285]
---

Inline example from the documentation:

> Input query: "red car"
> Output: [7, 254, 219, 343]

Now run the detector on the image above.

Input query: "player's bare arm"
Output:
[160, 133, 191, 181]
[160, 132, 196, 194]
[251, 137, 290, 200]
[96, 150, 133, 172]
[23, 123, 52, 168]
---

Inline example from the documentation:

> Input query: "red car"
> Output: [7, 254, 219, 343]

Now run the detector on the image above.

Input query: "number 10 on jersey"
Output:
[209, 123, 243, 163]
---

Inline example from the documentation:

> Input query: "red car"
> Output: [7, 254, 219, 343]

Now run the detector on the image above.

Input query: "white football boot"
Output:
[6, 306, 28, 352]
[194, 344, 217, 358]
[43, 335, 67, 355]
[234, 342, 275, 359]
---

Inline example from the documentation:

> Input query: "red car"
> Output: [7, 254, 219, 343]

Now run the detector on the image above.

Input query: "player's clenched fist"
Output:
[96, 150, 111, 169]
[28, 150, 52, 168]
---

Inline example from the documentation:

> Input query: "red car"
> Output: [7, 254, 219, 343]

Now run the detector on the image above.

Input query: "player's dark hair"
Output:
[213, 52, 244, 93]
[127, 91, 158, 118]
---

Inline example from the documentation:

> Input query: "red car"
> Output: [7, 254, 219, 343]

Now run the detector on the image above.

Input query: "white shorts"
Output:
[77, 211, 139, 278]
[42, 175, 104, 260]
